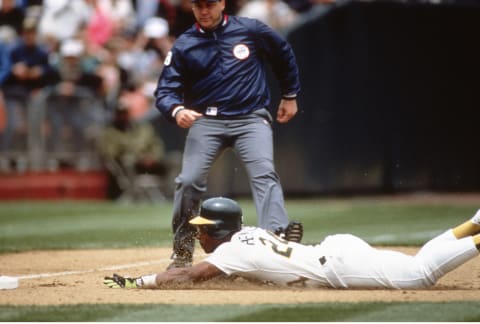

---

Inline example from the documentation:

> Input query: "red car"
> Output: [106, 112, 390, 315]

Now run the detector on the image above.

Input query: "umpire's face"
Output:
[192, 0, 225, 31]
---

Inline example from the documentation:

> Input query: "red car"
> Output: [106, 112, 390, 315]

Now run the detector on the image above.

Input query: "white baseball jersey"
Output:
[206, 226, 479, 289]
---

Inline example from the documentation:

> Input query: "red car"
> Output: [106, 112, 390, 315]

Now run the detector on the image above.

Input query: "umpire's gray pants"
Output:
[171, 108, 289, 259]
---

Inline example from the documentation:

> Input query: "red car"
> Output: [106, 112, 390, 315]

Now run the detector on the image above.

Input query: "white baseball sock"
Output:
[137, 274, 158, 288]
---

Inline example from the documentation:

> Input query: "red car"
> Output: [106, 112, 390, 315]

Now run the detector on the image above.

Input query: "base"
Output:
[0, 275, 19, 290]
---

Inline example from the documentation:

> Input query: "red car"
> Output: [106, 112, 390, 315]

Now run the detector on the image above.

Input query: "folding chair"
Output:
[103, 158, 167, 203]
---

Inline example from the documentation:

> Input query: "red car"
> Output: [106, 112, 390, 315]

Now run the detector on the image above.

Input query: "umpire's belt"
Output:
[203, 108, 273, 124]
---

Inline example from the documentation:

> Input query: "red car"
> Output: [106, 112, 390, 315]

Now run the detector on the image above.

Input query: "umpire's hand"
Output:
[176, 109, 202, 128]
[276, 99, 298, 123]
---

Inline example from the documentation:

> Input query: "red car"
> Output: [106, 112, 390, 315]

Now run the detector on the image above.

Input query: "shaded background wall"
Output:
[155, 0, 480, 197]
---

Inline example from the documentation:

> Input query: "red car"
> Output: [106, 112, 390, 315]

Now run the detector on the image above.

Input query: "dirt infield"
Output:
[1, 246, 480, 306]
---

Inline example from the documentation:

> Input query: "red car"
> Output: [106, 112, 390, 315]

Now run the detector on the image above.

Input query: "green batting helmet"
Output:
[189, 197, 243, 239]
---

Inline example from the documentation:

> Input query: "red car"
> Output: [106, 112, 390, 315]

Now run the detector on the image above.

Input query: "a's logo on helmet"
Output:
[164, 51, 172, 66]
[233, 44, 250, 60]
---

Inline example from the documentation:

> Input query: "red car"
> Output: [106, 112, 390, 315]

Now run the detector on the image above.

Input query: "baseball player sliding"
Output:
[105, 197, 480, 289]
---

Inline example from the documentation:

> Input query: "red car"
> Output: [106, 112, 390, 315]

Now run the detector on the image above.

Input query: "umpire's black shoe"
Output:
[166, 253, 193, 270]
[275, 221, 303, 243]
[284, 221, 303, 243]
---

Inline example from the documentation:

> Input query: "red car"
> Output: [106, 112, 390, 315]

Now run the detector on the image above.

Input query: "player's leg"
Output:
[318, 234, 424, 289]
[332, 211, 480, 289]
[411, 233, 479, 287]
[169, 119, 225, 269]
[323, 232, 479, 289]
[413, 209, 480, 259]
[394, 210, 480, 287]
[232, 111, 288, 232]
[473, 234, 480, 250]
[402, 210, 480, 287]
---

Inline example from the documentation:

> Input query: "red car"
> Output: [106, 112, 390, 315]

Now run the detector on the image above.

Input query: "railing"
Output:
[1, 86, 110, 173]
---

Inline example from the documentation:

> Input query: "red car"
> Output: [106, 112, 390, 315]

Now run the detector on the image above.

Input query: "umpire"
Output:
[154, 0, 301, 269]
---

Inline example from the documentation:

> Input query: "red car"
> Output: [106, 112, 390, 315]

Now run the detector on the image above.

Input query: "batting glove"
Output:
[103, 273, 139, 289]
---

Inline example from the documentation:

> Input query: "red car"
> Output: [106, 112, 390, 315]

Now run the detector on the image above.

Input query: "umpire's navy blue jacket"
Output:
[154, 15, 301, 122]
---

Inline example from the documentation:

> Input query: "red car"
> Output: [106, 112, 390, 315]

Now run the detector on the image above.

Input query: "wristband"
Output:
[281, 95, 297, 101]
[172, 106, 185, 118]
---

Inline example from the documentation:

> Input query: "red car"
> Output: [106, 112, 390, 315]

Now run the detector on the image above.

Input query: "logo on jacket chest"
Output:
[233, 44, 250, 60]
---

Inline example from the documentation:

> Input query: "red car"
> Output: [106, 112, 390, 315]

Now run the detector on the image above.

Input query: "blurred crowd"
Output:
[0, 0, 356, 186]
[0, 0, 472, 174]
[0, 0, 183, 159]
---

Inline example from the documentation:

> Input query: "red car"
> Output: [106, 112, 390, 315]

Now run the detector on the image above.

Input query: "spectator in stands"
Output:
[0, 0, 25, 35]
[0, 43, 11, 155]
[97, 99, 170, 200]
[143, 16, 173, 60]
[85, 0, 115, 49]
[0, 25, 18, 47]
[0, 42, 10, 87]
[0, 22, 16, 162]
[74, 1, 133, 112]
[115, 17, 172, 90]
[143, 17, 173, 97]
[132, 0, 177, 32]
[115, 32, 143, 81]
[115, 29, 148, 85]
[94, 0, 136, 34]
[116, 81, 153, 122]
[169, 0, 196, 38]
[1, 18, 52, 152]
[37, 0, 91, 43]
[50, 39, 104, 99]
[19, 1, 44, 20]
[47, 38, 105, 153]
[114, 17, 172, 121]
[92, 41, 124, 112]
[237, 0, 298, 30]
[132, 0, 160, 29]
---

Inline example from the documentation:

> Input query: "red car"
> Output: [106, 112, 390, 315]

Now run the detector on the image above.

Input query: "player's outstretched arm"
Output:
[104, 261, 223, 289]
[153, 261, 223, 287]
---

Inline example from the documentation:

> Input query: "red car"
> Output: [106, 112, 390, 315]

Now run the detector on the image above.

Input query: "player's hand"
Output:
[276, 99, 298, 123]
[176, 109, 202, 128]
[12, 63, 29, 79]
[103, 273, 139, 289]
